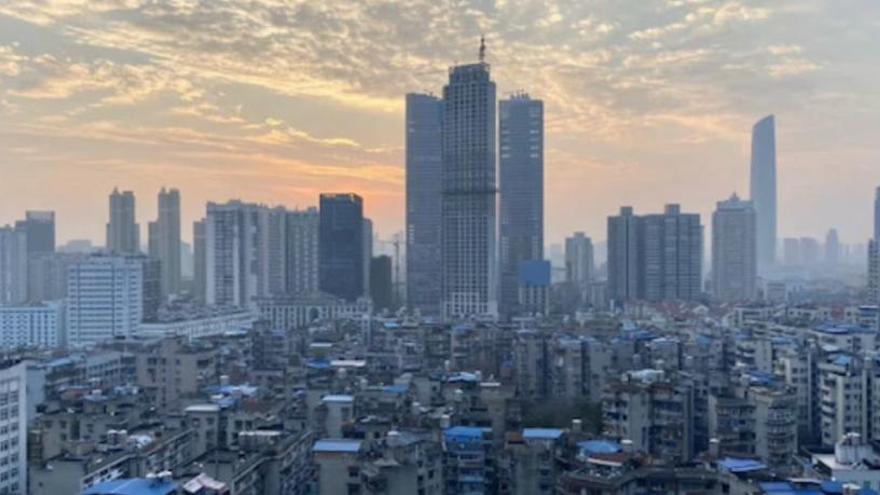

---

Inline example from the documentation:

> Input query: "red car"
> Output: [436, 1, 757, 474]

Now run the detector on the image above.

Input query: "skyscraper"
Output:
[499, 93, 544, 317]
[363, 217, 373, 298]
[607, 207, 640, 304]
[0, 226, 27, 305]
[565, 232, 594, 300]
[106, 188, 140, 254]
[319, 193, 364, 302]
[874, 186, 880, 242]
[825, 228, 840, 266]
[441, 43, 498, 319]
[405, 93, 443, 315]
[750, 115, 777, 273]
[712, 194, 757, 301]
[642, 204, 702, 302]
[148, 187, 182, 299]
[285, 207, 319, 295]
[14, 211, 55, 255]
[205, 200, 278, 308]
[370, 255, 393, 312]
[607, 205, 702, 304]
[193, 219, 207, 304]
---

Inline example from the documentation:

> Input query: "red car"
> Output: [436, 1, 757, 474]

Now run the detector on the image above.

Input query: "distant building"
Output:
[750, 115, 777, 273]
[148, 188, 182, 300]
[518, 260, 551, 316]
[192, 219, 206, 304]
[0, 301, 64, 349]
[441, 56, 498, 319]
[825, 228, 840, 266]
[875, 186, 880, 242]
[405, 93, 443, 316]
[66, 254, 158, 347]
[608, 205, 702, 304]
[205, 201, 285, 308]
[363, 217, 373, 298]
[499, 94, 543, 318]
[319, 193, 365, 302]
[106, 188, 140, 254]
[712, 194, 757, 301]
[370, 255, 393, 312]
[0, 361, 29, 494]
[565, 232, 594, 299]
[0, 226, 28, 305]
[14, 210, 55, 255]
[285, 207, 319, 295]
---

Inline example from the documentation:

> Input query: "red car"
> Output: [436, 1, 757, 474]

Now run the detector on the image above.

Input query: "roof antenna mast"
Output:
[479, 35, 486, 63]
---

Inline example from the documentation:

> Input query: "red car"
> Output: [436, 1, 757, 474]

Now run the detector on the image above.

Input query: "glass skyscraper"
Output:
[405, 93, 443, 316]
[499, 94, 544, 317]
[750, 115, 777, 273]
[319, 193, 364, 302]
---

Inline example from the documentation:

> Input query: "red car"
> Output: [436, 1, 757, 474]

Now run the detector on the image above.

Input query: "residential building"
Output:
[15, 210, 55, 255]
[0, 301, 64, 349]
[370, 255, 393, 312]
[0, 226, 27, 305]
[148, 188, 182, 300]
[106, 189, 140, 254]
[285, 207, 319, 295]
[565, 232, 594, 302]
[66, 254, 158, 347]
[712, 194, 757, 301]
[192, 219, 206, 304]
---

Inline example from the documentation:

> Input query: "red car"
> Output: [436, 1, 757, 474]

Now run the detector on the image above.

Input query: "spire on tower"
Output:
[479, 35, 486, 63]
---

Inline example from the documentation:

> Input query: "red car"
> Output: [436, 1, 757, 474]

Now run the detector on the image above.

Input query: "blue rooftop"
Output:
[382, 384, 408, 394]
[578, 440, 622, 455]
[759, 480, 879, 495]
[81, 478, 177, 495]
[444, 426, 488, 440]
[313, 439, 363, 453]
[717, 457, 766, 473]
[814, 323, 874, 335]
[522, 428, 564, 440]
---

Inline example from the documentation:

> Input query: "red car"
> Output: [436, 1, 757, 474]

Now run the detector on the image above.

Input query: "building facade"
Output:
[441, 59, 498, 319]
[750, 115, 777, 273]
[319, 194, 365, 302]
[285, 207, 319, 296]
[148, 188, 182, 300]
[106, 188, 140, 254]
[712, 194, 757, 301]
[405, 93, 444, 316]
[499, 94, 543, 318]
[0, 226, 27, 306]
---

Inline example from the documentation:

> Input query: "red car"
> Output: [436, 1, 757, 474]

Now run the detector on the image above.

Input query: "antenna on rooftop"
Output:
[479, 35, 486, 63]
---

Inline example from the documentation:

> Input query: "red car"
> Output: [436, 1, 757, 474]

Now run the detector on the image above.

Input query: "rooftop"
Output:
[313, 439, 363, 453]
[81, 478, 177, 495]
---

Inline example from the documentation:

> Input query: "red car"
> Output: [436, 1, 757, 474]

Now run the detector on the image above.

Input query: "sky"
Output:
[0, 0, 878, 247]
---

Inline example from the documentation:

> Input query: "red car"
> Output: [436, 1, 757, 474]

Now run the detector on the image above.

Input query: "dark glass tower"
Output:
[319, 193, 364, 302]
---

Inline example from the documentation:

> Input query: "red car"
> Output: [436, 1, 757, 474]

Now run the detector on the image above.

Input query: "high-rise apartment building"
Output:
[363, 217, 373, 298]
[106, 188, 140, 254]
[875, 186, 880, 242]
[0, 362, 28, 494]
[441, 50, 498, 318]
[565, 232, 594, 299]
[0, 226, 27, 305]
[607, 205, 702, 304]
[607, 207, 640, 303]
[14, 210, 55, 255]
[148, 188, 182, 300]
[499, 94, 544, 317]
[205, 201, 282, 308]
[370, 255, 393, 312]
[193, 219, 207, 304]
[285, 207, 319, 295]
[405, 93, 443, 315]
[825, 228, 840, 266]
[319, 193, 364, 302]
[66, 254, 158, 347]
[750, 115, 777, 273]
[712, 194, 757, 301]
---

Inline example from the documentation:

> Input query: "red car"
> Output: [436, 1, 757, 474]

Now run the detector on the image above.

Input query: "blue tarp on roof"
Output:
[522, 428, 563, 440]
[81, 479, 178, 495]
[444, 426, 487, 440]
[382, 384, 408, 394]
[717, 457, 766, 473]
[313, 439, 362, 453]
[578, 440, 622, 455]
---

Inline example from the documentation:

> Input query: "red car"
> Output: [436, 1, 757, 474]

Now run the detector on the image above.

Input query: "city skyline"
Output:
[1, 1, 879, 246]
